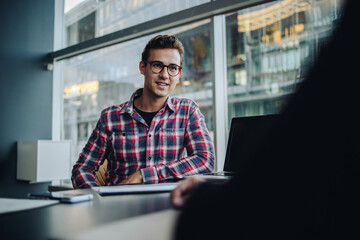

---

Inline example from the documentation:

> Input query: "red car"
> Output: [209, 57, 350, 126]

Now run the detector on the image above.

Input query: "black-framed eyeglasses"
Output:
[144, 61, 182, 77]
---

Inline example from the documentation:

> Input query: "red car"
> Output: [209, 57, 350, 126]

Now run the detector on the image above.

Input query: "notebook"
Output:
[198, 114, 280, 179]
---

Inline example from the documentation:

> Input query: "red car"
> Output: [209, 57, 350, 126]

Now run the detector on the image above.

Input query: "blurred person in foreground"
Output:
[171, 0, 360, 239]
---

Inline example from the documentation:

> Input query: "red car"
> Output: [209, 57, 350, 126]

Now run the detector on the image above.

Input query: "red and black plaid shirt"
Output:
[72, 89, 215, 188]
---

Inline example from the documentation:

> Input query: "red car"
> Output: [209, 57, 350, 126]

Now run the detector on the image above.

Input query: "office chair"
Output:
[95, 159, 108, 186]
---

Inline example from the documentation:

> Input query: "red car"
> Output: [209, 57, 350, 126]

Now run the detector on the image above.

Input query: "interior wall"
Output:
[0, 0, 55, 198]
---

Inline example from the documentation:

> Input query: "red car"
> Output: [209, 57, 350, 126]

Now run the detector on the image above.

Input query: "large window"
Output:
[62, 19, 213, 167]
[226, 0, 343, 126]
[56, 0, 345, 173]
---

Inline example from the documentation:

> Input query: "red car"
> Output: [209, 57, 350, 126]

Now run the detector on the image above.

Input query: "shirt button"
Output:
[149, 134, 151, 137]
[148, 157, 151, 160]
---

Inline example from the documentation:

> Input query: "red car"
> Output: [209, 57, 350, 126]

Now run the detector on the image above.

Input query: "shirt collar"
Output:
[120, 88, 175, 114]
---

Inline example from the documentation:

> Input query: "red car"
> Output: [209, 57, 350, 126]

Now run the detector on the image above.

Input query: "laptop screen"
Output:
[223, 114, 280, 171]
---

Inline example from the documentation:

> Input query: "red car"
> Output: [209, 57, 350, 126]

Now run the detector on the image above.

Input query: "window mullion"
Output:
[212, 15, 228, 171]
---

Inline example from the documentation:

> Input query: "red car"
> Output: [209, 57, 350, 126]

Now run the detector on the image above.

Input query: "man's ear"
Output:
[139, 61, 145, 75]
[178, 69, 182, 78]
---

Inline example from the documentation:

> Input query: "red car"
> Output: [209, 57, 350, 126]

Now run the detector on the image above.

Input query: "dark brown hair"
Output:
[141, 35, 184, 65]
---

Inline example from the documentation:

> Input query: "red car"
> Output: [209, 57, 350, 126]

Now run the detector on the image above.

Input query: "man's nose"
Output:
[158, 66, 170, 79]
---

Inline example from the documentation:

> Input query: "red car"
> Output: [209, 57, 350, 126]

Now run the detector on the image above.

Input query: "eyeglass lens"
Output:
[150, 61, 180, 76]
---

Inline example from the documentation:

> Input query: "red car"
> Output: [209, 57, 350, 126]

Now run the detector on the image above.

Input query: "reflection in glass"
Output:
[226, 0, 344, 126]
[64, 0, 210, 47]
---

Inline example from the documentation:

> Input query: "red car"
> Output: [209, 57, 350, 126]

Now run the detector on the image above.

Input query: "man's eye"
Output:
[152, 62, 163, 68]
[169, 65, 178, 71]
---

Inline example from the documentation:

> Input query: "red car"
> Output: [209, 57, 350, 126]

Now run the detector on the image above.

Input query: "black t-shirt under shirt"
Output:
[134, 105, 158, 127]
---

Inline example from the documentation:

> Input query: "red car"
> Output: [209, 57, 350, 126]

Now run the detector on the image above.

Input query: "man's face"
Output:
[139, 48, 181, 100]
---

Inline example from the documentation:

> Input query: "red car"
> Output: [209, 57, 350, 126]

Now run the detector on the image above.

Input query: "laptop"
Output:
[198, 114, 280, 179]
[92, 182, 179, 196]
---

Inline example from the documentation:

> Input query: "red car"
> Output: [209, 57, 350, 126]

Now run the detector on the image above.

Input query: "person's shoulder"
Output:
[100, 101, 128, 117]
[170, 96, 198, 109]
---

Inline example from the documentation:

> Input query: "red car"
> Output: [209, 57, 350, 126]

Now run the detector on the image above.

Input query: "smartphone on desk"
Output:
[28, 191, 93, 204]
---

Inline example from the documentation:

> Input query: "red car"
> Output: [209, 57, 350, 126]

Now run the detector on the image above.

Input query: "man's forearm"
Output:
[71, 164, 99, 188]
[141, 152, 215, 183]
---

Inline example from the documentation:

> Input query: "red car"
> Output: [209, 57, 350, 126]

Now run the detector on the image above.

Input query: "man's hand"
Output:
[119, 170, 143, 184]
[170, 177, 206, 209]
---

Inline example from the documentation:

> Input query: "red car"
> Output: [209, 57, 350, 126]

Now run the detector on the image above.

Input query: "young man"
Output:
[72, 35, 215, 188]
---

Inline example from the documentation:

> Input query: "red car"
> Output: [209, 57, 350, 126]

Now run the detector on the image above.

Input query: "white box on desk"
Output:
[17, 140, 71, 183]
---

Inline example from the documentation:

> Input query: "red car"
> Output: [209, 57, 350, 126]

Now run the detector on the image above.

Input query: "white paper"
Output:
[0, 198, 59, 215]
[92, 182, 179, 195]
